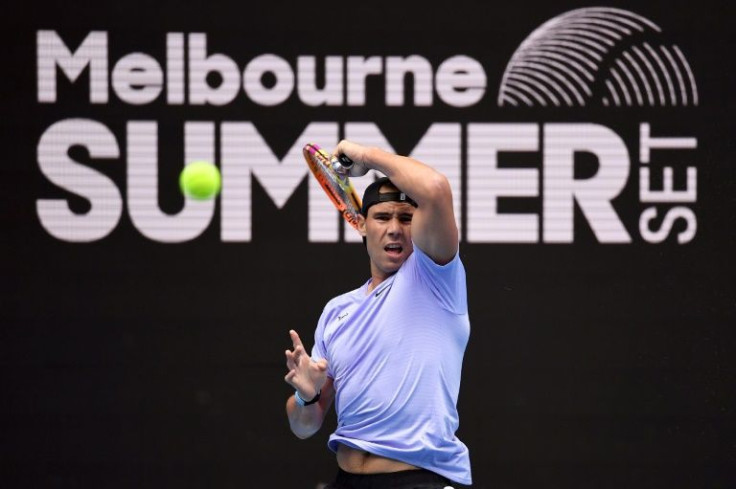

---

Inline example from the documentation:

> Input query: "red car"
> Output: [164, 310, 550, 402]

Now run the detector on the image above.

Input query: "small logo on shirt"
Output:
[374, 284, 392, 297]
[338, 312, 349, 321]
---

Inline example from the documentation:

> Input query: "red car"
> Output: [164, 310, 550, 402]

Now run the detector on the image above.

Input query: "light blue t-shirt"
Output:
[311, 244, 472, 485]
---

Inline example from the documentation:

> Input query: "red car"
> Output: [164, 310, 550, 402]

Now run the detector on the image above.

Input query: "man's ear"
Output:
[358, 214, 367, 237]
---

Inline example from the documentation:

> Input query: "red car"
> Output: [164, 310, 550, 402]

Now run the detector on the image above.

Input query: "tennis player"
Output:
[285, 140, 472, 488]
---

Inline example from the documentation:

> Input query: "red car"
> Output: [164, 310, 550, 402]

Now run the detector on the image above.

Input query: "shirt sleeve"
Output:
[310, 303, 335, 379]
[411, 243, 468, 315]
[310, 308, 328, 362]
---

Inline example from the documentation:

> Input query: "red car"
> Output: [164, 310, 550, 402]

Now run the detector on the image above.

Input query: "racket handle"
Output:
[331, 154, 354, 176]
[337, 154, 354, 169]
[334, 153, 369, 177]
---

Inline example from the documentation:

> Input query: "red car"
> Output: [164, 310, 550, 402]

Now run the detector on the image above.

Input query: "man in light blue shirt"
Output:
[285, 140, 472, 488]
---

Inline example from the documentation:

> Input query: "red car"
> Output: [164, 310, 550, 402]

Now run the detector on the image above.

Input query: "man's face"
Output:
[360, 196, 415, 280]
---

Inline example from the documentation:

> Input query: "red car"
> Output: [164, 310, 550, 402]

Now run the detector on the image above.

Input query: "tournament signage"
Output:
[35, 7, 698, 244]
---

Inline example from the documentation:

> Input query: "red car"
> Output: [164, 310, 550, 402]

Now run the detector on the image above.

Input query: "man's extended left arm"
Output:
[284, 329, 334, 439]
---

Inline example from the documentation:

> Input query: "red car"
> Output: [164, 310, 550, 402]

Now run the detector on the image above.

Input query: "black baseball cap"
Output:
[360, 177, 418, 216]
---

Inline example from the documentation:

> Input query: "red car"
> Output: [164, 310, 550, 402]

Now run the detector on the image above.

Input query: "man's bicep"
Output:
[411, 203, 459, 265]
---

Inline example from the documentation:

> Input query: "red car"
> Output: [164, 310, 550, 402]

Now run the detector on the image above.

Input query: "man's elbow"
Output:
[290, 421, 321, 439]
[423, 174, 452, 202]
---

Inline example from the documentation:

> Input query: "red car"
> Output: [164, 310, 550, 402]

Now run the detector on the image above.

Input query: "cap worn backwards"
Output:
[360, 177, 418, 216]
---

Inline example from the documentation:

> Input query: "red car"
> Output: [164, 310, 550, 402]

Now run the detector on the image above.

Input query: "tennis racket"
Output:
[303, 142, 362, 231]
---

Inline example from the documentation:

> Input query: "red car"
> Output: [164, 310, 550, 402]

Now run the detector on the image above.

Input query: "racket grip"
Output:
[331, 153, 354, 176]
[337, 154, 354, 169]
[334, 153, 369, 177]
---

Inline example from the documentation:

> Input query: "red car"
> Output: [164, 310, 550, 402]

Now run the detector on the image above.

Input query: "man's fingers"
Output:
[289, 329, 304, 349]
[285, 350, 296, 369]
[293, 345, 304, 358]
[334, 139, 366, 166]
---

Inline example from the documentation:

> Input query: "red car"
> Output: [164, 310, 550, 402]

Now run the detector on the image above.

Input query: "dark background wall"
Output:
[2, 1, 733, 488]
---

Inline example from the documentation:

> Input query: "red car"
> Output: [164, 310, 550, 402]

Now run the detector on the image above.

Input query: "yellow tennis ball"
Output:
[179, 161, 221, 200]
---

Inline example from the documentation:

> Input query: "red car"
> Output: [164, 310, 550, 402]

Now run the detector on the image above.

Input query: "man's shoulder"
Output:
[406, 244, 464, 274]
[323, 282, 368, 310]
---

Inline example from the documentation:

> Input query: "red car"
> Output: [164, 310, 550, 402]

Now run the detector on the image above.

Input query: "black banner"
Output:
[2, 1, 733, 487]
